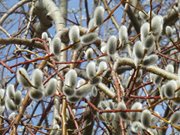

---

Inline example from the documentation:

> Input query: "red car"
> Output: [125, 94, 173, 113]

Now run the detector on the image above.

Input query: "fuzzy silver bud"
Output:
[164, 80, 177, 98]
[85, 48, 94, 60]
[41, 32, 48, 40]
[17, 68, 31, 87]
[69, 25, 80, 43]
[131, 121, 143, 133]
[165, 64, 174, 73]
[140, 22, 150, 41]
[64, 69, 77, 88]
[130, 102, 142, 121]
[141, 109, 151, 128]
[133, 41, 144, 59]
[5, 98, 17, 111]
[45, 78, 57, 96]
[67, 96, 80, 103]
[32, 68, 43, 88]
[76, 83, 92, 97]
[14, 91, 22, 105]
[143, 34, 154, 48]
[119, 25, 128, 46]
[63, 85, 74, 96]
[169, 111, 180, 124]
[117, 101, 129, 120]
[6, 84, 15, 99]
[86, 61, 96, 79]
[151, 15, 163, 36]
[107, 36, 117, 56]
[52, 38, 61, 56]
[29, 89, 44, 101]
[143, 54, 158, 66]
[165, 26, 173, 37]
[81, 33, 98, 45]
[94, 6, 104, 26]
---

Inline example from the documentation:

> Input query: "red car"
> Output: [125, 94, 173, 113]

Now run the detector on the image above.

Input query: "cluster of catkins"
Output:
[98, 100, 180, 134]
[17, 68, 57, 101]
[0, 85, 22, 112]
[62, 60, 110, 103]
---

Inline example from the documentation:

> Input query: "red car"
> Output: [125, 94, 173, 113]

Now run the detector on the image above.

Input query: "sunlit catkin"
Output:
[133, 41, 144, 59]
[141, 109, 151, 128]
[94, 6, 104, 26]
[85, 48, 94, 60]
[76, 83, 92, 97]
[143, 34, 154, 49]
[86, 61, 96, 79]
[165, 64, 174, 73]
[151, 15, 163, 37]
[164, 80, 177, 98]
[165, 26, 173, 37]
[64, 69, 77, 88]
[117, 101, 129, 120]
[81, 32, 98, 45]
[17, 68, 31, 87]
[131, 121, 142, 133]
[5, 98, 17, 111]
[45, 78, 57, 96]
[130, 102, 142, 121]
[14, 91, 22, 105]
[107, 36, 117, 56]
[140, 22, 150, 41]
[52, 38, 61, 56]
[41, 32, 48, 40]
[63, 85, 74, 96]
[119, 25, 128, 46]
[6, 84, 15, 99]
[169, 111, 180, 124]
[29, 89, 44, 101]
[32, 68, 43, 88]
[143, 54, 158, 66]
[69, 25, 80, 43]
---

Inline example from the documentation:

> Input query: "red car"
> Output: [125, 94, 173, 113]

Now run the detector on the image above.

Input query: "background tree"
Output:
[0, 0, 179, 134]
